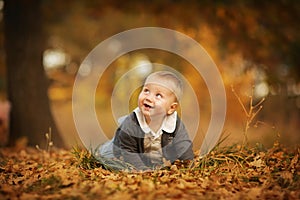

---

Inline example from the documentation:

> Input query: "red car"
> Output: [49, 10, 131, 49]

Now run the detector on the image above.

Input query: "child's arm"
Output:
[113, 127, 149, 171]
[174, 120, 194, 160]
[162, 118, 194, 162]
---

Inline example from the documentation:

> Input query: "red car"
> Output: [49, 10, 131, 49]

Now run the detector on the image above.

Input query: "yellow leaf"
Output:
[140, 179, 155, 192]
[176, 179, 197, 189]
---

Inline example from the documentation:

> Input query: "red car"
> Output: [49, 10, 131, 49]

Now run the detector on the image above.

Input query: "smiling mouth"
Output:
[143, 103, 153, 109]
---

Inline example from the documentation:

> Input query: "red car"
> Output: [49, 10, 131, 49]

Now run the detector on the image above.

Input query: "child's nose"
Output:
[145, 93, 154, 102]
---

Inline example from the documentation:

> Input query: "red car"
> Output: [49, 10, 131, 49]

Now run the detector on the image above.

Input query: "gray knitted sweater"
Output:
[113, 112, 194, 170]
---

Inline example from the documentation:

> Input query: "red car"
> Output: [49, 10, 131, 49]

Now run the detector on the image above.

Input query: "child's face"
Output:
[138, 83, 178, 122]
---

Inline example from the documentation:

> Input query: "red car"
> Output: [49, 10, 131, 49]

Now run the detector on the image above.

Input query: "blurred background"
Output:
[0, 0, 299, 150]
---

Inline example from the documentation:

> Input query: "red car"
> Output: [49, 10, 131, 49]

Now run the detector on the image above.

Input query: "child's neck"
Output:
[145, 115, 165, 133]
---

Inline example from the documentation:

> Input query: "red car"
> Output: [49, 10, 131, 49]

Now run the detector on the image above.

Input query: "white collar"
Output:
[133, 107, 177, 137]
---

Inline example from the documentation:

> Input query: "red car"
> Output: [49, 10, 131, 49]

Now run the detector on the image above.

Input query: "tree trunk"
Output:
[4, 0, 64, 148]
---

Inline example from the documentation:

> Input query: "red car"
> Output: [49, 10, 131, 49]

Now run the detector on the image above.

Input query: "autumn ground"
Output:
[1, 76, 299, 199]
[1, 79, 298, 200]
[0, 140, 299, 200]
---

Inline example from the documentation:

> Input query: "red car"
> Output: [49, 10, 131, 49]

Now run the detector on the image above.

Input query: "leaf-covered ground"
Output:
[0, 142, 299, 200]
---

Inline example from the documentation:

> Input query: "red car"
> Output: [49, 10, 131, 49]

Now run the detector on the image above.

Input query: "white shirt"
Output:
[133, 107, 177, 139]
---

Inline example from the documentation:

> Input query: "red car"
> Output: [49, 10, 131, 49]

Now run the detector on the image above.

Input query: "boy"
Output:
[95, 71, 194, 170]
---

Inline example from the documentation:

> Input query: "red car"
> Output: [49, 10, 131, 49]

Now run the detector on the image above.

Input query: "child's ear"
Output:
[167, 102, 178, 115]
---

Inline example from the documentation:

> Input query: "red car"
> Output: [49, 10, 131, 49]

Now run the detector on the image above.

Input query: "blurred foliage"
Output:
[37, 0, 300, 148]
[41, 0, 300, 82]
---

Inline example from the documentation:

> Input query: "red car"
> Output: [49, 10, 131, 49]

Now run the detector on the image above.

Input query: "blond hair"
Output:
[144, 71, 183, 101]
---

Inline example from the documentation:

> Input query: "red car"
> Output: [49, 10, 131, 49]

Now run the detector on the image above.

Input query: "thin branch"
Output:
[231, 85, 249, 117]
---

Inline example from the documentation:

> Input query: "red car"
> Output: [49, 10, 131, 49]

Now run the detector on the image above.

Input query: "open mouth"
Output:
[143, 103, 153, 109]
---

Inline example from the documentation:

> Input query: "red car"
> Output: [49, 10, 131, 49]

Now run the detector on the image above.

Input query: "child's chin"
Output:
[141, 109, 151, 116]
[149, 113, 167, 119]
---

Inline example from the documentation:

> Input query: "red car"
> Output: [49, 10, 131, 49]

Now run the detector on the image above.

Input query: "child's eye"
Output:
[143, 88, 150, 94]
[156, 93, 163, 98]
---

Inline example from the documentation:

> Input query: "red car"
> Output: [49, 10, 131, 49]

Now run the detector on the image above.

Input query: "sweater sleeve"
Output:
[172, 118, 194, 161]
[113, 116, 149, 170]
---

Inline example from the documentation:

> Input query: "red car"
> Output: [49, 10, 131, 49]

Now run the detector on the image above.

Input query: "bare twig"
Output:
[45, 127, 54, 154]
[35, 127, 54, 161]
[231, 85, 265, 150]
